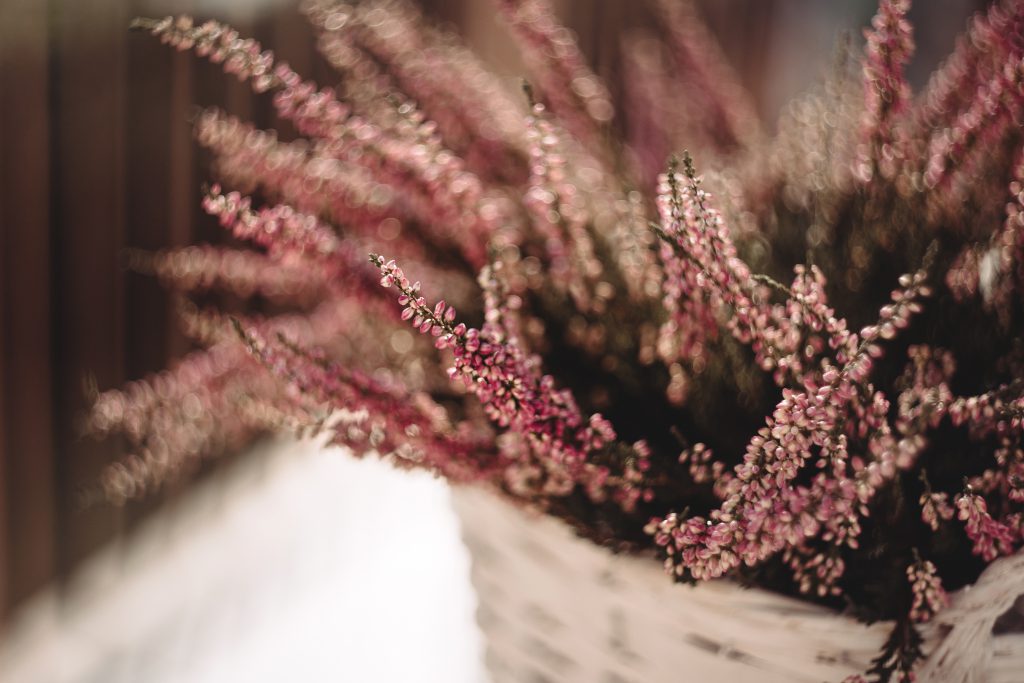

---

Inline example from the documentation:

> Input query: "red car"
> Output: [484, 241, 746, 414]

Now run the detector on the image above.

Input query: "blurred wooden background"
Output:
[0, 0, 982, 621]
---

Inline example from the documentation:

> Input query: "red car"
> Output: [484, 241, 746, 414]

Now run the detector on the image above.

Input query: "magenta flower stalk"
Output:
[495, 0, 614, 159]
[370, 253, 651, 508]
[856, 0, 913, 182]
[907, 553, 947, 623]
[653, 0, 763, 152]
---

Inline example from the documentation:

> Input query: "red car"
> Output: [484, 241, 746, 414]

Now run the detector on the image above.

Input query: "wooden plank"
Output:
[51, 0, 128, 576]
[124, 4, 178, 383]
[166, 39, 197, 362]
[0, 0, 56, 616]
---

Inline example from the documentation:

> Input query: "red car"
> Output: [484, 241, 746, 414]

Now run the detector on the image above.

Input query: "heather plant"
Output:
[89, 1, 1024, 680]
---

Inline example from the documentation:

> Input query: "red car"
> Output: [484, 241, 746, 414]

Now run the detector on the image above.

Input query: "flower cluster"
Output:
[371, 253, 649, 508]
[955, 490, 1021, 562]
[93, 2, 1024, 680]
[919, 489, 954, 531]
[907, 555, 947, 623]
[856, 0, 912, 181]
[495, 0, 613, 155]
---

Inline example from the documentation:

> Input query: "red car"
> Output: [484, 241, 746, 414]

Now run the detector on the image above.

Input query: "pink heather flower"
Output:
[857, 0, 914, 181]
[371, 253, 645, 509]
[522, 101, 601, 309]
[649, 238, 934, 580]
[678, 443, 721, 484]
[948, 382, 1024, 440]
[785, 546, 847, 598]
[495, 0, 614, 157]
[234, 321, 496, 482]
[653, 163, 720, 370]
[135, 245, 329, 305]
[202, 186, 341, 258]
[922, 51, 1024, 199]
[920, 490, 954, 531]
[974, 148, 1024, 321]
[652, 0, 763, 151]
[194, 110, 399, 236]
[907, 555, 948, 623]
[304, 0, 529, 183]
[912, 0, 1024, 137]
[896, 346, 955, 435]
[956, 491, 1020, 561]
[140, 15, 505, 269]
[88, 341, 283, 503]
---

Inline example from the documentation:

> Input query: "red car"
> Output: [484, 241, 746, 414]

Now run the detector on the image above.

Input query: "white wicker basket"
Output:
[453, 487, 1024, 683]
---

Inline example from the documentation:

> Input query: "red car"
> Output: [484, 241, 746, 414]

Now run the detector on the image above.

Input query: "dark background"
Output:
[0, 0, 983, 621]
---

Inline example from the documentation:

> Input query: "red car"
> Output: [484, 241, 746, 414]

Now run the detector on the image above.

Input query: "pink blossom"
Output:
[856, 0, 914, 181]
[956, 491, 1020, 561]
[907, 556, 948, 623]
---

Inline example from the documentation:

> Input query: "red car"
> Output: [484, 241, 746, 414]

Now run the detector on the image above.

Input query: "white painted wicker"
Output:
[453, 487, 1024, 683]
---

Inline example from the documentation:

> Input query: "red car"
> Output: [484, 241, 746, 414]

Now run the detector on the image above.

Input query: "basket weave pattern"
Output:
[454, 488, 1024, 683]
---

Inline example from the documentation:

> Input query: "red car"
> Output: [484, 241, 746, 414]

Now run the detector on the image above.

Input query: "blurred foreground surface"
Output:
[0, 439, 486, 683]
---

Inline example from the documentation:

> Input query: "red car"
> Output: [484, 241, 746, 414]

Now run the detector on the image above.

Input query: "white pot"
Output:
[453, 487, 1024, 683]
